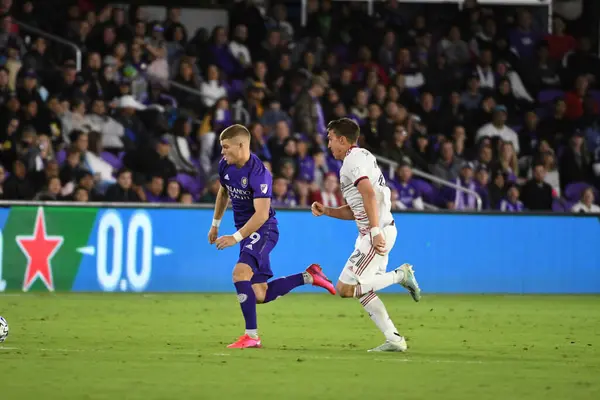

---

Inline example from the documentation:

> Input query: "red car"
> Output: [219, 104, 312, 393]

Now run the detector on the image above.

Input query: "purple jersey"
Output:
[219, 153, 279, 284]
[219, 153, 277, 229]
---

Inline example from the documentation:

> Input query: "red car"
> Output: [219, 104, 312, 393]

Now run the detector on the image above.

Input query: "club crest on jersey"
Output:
[351, 167, 360, 178]
[260, 184, 268, 194]
[241, 177, 248, 188]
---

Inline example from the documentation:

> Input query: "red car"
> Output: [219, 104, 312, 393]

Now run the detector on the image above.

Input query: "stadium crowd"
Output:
[1, 0, 600, 213]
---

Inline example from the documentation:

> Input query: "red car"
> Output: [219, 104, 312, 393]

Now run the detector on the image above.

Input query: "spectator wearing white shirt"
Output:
[84, 98, 127, 152]
[476, 105, 520, 154]
[571, 187, 600, 213]
[200, 65, 227, 108]
[229, 25, 252, 69]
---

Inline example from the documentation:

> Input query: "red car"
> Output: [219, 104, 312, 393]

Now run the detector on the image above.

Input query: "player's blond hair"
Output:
[219, 124, 251, 142]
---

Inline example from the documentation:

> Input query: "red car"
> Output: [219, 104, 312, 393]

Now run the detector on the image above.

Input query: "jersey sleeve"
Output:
[344, 152, 369, 187]
[249, 164, 273, 199]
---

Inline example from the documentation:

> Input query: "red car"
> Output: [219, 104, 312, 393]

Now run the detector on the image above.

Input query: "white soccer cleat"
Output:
[397, 263, 421, 302]
[368, 337, 407, 352]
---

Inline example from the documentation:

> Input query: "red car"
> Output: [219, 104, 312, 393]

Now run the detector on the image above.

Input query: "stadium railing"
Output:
[374, 154, 483, 211]
[14, 19, 83, 72]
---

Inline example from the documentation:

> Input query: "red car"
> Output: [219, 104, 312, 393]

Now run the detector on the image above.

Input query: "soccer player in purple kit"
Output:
[208, 124, 336, 349]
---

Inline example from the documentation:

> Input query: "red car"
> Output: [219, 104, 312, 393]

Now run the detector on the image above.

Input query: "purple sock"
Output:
[234, 281, 257, 330]
[263, 273, 305, 303]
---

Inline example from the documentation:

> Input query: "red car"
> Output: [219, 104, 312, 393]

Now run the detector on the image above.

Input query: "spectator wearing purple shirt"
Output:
[499, 185, 525, 212]
[165, 179, 182, 203]
[296, 135, 314, 183]
[509, 10, 541, 61]
[208, 26, 243, 78]
[144, 176, 165, 203]
[395, 162, 424, 210]
[474, 165, 491, 210]
[443, 162, 479, 210]
[272, 176, 297, 207]
[278, 158, 296, 183]
[248, 122, 272, 162]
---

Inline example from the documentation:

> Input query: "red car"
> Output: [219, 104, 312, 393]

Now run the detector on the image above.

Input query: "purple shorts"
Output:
[237, 224, 279, 284]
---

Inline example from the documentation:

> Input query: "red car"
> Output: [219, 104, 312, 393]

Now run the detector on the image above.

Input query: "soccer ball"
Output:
[0, 316, 8, 342]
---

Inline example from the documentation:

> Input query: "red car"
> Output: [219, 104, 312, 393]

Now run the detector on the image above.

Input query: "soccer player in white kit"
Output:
[311, 118, 422, 352]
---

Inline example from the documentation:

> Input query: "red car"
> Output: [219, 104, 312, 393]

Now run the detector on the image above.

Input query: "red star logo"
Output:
[16, 207, 64, 292]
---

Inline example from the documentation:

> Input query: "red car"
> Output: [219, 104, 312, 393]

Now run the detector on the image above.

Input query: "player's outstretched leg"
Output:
[228, 263, 262, 349]
[355, 263, 421, 302]
[262, 264, 336, 303]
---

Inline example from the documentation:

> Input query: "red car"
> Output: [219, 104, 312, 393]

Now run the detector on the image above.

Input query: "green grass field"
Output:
[1, 294, 599, 400]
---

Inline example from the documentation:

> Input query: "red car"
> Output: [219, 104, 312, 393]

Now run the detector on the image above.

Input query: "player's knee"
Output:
[254, 290, 266, 304]
[232, 264, 253, 282]
[336, 282, 355, 298]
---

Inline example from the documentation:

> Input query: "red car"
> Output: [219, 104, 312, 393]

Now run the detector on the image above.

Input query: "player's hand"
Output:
[372, 233, 386, 255]
[215, 235, 237, 250]
[311, 202, 326, 217]
[208, 226, 219, 244]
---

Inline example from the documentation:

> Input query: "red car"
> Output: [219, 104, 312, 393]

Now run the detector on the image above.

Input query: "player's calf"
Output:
[335, 281, 357, 298]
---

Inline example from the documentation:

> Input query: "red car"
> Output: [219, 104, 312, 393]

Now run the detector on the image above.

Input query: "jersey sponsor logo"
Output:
[225, 185, 252, 200]
[260, 184, 268, 194]
[241, 177, 248, 188]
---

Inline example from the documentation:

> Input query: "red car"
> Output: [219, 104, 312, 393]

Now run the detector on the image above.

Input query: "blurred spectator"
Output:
[443, 162, 479, 210]
[310, 172, 343, 207]
[474, 165, 490, 209]
[499, 184, 525, 212]
[3, 159, 34, 200]
[164, 179, 181, 203]
[521, 163, 554, 210]
[571, 187, 600, 213]
[272, 176, 296, 207]
[565, 75, 598, 121]
[475, 105, 519, 154]
[125, 136, 176, 184]
[394, 162, 424, 210]
[294, 76, 327, 138]
[104, 167, 141, 202]
[143, 175, 165, 203]
[199, 174, 220, 203]
[431, 140, 463, 184]
[559, 130, 592, 190]
[544, 17, 576, 61]
[200, 65, 226, 108]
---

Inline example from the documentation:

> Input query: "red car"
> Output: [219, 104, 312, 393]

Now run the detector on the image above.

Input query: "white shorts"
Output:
[338, 224, 398, 285]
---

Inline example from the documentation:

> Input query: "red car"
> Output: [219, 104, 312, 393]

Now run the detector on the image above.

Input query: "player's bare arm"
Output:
[356, 178, 386, 255]
[215, 197, 270, 250]
[312, 202, 354, 220]
[209, 186, 229, 244]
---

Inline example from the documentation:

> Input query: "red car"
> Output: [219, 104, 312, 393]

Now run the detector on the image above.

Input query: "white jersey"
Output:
[339, 147, 394, 236]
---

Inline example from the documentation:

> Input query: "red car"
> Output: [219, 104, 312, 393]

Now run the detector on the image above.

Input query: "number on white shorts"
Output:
[349, 249, 366, 266]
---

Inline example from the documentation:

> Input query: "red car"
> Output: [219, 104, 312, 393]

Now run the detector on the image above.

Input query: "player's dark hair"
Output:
[219, 124, 251, 141]
[327, 118, 360, 144]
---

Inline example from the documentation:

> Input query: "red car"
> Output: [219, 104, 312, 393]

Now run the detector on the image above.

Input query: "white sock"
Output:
[245, 329, 258, 338]
[360, 293, 401, 342]
[302, 271, 313, 284]
[354, 269, 404, 297]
